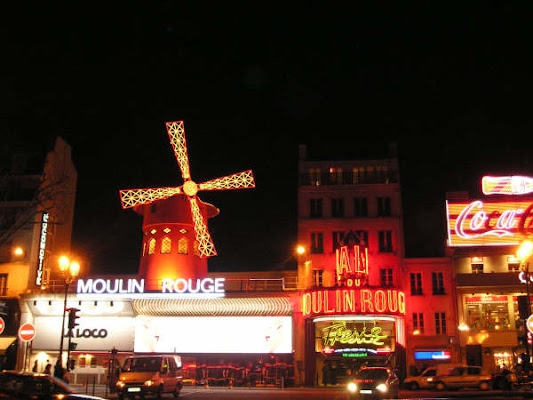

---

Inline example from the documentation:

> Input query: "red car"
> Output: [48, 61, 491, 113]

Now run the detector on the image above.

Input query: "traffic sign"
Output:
[527, 315, 533, 334]
[18, 322, 36, 342]
[0, 316, 5, 334]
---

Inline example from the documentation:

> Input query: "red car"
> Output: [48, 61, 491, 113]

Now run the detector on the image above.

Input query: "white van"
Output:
[116, 354, 183, 399]
[404, 364, 463, 390]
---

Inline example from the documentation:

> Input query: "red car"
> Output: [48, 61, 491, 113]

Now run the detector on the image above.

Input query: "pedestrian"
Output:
[53, 360, 64, 380]
[32, 359, 38, 372]
[44, 360, 52, 374]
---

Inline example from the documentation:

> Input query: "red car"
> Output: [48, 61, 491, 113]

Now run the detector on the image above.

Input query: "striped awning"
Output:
[132, 296, 293, 316]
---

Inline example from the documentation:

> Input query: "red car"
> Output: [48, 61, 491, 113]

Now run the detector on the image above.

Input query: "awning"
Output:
[0, 337, 16, 352]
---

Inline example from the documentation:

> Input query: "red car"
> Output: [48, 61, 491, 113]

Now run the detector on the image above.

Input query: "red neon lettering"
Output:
[374, 290, 386, 313]
[343, 290, 355, 312]
[336, 247, 352, 276]
[312, 291, 322, 314]
[387, 290, 398, 313]
[360, 290, 374, 313]
[324, 291, 335, 314]
[302, 293, 311, 315]
[398, 292, 405, 314]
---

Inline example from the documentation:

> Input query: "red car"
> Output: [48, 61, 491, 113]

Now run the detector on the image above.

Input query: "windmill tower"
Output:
[120, 121, 255, 290]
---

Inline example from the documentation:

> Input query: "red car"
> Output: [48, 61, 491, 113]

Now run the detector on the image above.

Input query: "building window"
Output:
[329, 167, 342, 185]
[378, 231, 393, 252]
[377, 197, 391, 217]
[432, 272, 445, 295]
[354, 230, 369, 248]
[380, 268, 393, 287]
[413, 313, 424, 334]
[178, 238, 188, 255]
[353, 167, 362, 184]
[332, 231, 345, 252]
[161, 237, 171, 254]
[353, 197, 368, 217]
[471, 257, 484, 273]
[0, 274, 7, 296]
[309, 168, 321, 186]
[410, 272, 423, 295]
[508, 256, 520, 272]
[193, 241, 199, 256]
[313, 269, 324, 287]
[435, 312, 447, 334]
[331, 198, 344, 217]
[311, 233, 323, 254]
[310, 199, 323, 218]
[148, 238, 156, 255]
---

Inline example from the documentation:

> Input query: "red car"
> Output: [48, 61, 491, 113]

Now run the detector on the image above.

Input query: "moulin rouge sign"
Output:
[446, 176, 533, 247]
[302, 244, 406, 317]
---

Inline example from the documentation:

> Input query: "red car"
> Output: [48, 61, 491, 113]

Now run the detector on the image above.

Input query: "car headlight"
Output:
[427, 377, 433, 382]
[376, 383, 388, 392]
[116, 381, 125, 388]
[144, 380, 154, 386]
[347, 382, 358, 393]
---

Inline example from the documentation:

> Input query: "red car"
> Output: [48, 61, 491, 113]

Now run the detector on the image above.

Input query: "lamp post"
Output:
[518, 240, 533, 368]
[58, 256, 80, 373]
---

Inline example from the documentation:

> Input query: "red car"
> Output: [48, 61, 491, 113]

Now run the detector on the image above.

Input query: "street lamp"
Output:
[58, 256, 80, 373]
[517, 240, 533, 368]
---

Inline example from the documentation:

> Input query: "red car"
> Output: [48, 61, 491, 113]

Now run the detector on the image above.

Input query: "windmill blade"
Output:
[166, 121, 191, 180]
[119, 187, 182, 209]
[189, 196, 217, 258]
[198, 170, 256, 191]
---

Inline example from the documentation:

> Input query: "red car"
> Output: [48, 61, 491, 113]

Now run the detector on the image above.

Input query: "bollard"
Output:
[229, 378, 233, 389]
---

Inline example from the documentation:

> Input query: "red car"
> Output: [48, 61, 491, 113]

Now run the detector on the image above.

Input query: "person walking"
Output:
[32, 360, 38, 372]
[53, 360, 64, 380]
[44, 360, 52, 374]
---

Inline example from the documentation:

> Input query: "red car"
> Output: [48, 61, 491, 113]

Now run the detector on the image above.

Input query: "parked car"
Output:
[0, 370, 105, 400]
[404, 363, 463, 390]
[116, 354, 183, 399]
[429, 365, 492, 391]
[346, 367, 399, 399]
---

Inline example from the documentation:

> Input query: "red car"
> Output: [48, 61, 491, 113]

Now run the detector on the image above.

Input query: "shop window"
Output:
[378, 231, 393, 253]
[310, 199, 323, 218]
[311, 233, 323, 254]
[90, 357, 96, 368]
[467, 299, 511, 331]
[410, 273, 423, 295]
[148, 238, 156, 255]
[413, 313, 424, 334]
[178, 238, 188, 255]
[435, 312, 447, 334]
[79, 357, 86, 368]
[377, 197, 391, 217]
[313, 269, 324, 287]
[353, 197, 368, 217]
[508, 256, 520, 272]
[432, 272, 445, 295]
[471, 257, 484, 273]
[331, 198, 344, 217]
[332, 231, 345, 252]
[380, 268, 393, 287]
[355, 230, 368, 248]
[161, 237, 171, 254]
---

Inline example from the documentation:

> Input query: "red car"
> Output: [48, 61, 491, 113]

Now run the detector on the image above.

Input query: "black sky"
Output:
[3, 3, 533, 275]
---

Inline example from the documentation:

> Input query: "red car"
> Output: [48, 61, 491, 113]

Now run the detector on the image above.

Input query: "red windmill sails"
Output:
[120, 121, 255, 259]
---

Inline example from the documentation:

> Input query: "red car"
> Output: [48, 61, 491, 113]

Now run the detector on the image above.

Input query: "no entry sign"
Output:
[18, 323, 36, 342]
[527, 315, 533, 334]
[0, 317, 4, 334]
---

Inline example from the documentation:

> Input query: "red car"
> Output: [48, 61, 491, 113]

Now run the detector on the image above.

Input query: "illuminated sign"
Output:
[76, 277, 225, 296]
[322, 322, 388, 346]
[414, 351, 451, 360]
[446, 200, 533, 246]
[35, 212, 49, 286]
[301, 288, 405, 317]
[134, 316, 292, 354]
[336, 245, 369, 287]
[482, 175, 533, 196]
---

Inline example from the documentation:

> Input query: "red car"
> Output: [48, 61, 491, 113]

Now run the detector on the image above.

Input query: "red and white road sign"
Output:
[0, 316, 5, 334]
[527, 315, 533, 334]
[18, 322, 36, 342]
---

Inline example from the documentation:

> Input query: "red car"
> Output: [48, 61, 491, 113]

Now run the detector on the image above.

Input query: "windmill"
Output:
[120, 121, 255, 286]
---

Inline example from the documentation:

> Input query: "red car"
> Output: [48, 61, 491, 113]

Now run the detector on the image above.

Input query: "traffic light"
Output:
[67, 308, 81, 330]
[69, 342, 78, 351]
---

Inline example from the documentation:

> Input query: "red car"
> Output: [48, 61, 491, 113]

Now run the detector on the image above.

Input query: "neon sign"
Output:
[322, 322, 388, 346]
[301, 288, 405, 317]
[446, 200, 533, 246]
[336, 245, 368, 287]
[77, 278, 226, 295]
[482, 176, 533, 196]
[35, 212, 49, 286]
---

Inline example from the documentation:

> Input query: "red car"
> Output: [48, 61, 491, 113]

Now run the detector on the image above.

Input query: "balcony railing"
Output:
[299, 171, 398, 186]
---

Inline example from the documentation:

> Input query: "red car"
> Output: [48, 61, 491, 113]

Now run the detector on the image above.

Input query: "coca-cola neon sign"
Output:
[446, 199, 533, 246]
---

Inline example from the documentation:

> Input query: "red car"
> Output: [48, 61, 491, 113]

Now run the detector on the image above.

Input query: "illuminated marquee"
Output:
[446, 199, 533, 246]
[336, 245, 368, 287]
[35, 212, 49, 286]
[302, 288, 405, 317]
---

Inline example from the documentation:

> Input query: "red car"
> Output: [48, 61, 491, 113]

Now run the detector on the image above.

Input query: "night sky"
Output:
[3, 3, 533, 275]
